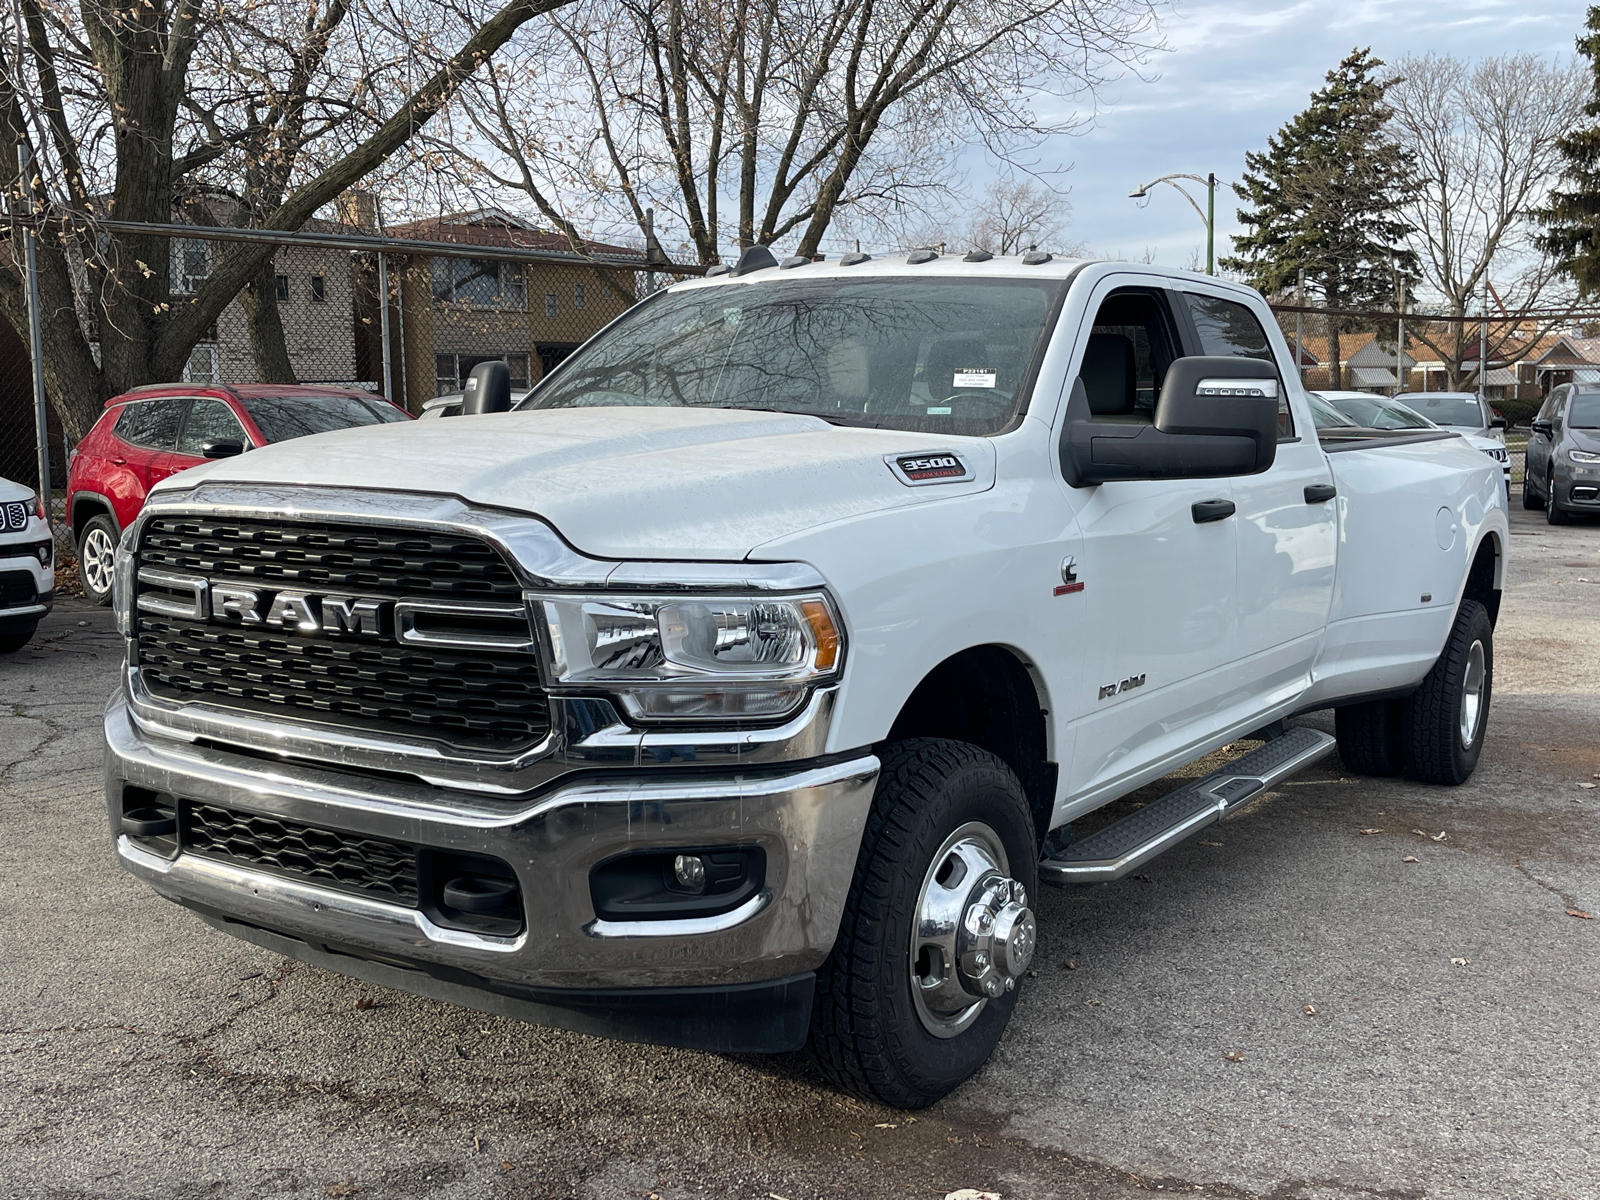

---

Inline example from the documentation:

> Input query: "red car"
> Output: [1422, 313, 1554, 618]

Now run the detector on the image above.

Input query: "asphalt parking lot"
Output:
[3, 505, 1597, 1200]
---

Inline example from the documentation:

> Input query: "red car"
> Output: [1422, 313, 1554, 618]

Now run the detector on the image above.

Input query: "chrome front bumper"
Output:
[106, 691, 879, 995]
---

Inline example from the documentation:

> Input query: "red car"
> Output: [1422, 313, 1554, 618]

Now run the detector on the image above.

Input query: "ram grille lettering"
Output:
[205, 587, 391, 639]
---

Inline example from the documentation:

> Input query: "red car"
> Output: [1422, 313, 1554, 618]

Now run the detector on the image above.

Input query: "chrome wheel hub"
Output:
[81, 527, 115, 595]
[910, 822, 1037, 1039]
[1459, 638, 1486, 749]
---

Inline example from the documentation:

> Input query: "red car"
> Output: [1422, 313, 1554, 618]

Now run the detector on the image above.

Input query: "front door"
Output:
[1060, 279, 1245, 802]
[1177, 287, 1336, 701]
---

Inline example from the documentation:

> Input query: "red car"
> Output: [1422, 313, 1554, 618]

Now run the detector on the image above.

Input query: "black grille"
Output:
[138, 516, 523, 599]
[1, 570, 37, 609]
[132, 516, 550, 752]
[183, 801, 419, 904]
[136, 615, 549, 748]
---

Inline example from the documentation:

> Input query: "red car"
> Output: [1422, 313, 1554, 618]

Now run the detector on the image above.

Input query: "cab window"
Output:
[1077, 289, 1182, 423]
[112, 398, 185, 450]
[1183, 291, 1292, 437]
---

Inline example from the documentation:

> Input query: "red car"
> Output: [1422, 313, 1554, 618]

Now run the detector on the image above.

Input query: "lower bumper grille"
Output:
[1, 570, 37, 610]
[183, 801, 420, 905]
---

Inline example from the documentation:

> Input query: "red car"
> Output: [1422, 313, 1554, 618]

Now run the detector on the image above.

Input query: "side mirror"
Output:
[1060, 355, 1280, 487]
[1490, 415, 1508, 430]
[202, 439, 244, 458]
[1531, 418, 1553, 438]
[461, 360, 512, 415]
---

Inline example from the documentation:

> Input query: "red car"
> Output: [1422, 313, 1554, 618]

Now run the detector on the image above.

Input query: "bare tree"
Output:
[1387, 52, 1589, 389]
[0, 0, 574, 439]
[965, 178, 1079, 255]
[439, 0, 1161, 266]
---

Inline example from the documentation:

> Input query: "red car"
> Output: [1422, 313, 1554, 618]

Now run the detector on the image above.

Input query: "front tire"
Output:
[77, 515, 119, 606]
[808, 739, 1038, 1109]
[1546, 468, 1570, 525]
[1403, 600, 1492, 785]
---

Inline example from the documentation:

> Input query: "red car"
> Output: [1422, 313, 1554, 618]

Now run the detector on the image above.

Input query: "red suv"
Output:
[67, 383, 412, 604]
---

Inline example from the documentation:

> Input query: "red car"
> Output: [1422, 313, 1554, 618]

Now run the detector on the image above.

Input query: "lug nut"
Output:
[973, 952, 988, 968]
[1004, 977, 1016, 993]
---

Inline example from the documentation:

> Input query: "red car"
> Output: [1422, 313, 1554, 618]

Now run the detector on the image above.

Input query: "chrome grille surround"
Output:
[122, 484, 836, 794]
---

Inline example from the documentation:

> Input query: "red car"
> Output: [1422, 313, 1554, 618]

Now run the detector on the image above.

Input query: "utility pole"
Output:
[1295, 268, 1305, 384]
[1478, 281, 1489, 405]
[1395, 261, 1405, 398]
[378, 253, 394, 404]
[16, 147, 50, 526]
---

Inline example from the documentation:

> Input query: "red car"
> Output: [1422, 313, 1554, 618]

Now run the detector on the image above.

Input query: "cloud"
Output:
[1023, 0, 1591, 265]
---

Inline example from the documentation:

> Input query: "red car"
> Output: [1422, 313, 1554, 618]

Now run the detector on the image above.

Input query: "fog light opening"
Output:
[673, 854, 706, 893]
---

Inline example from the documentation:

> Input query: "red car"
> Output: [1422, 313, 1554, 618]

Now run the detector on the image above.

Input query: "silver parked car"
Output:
[1523, 385, 1600, 523]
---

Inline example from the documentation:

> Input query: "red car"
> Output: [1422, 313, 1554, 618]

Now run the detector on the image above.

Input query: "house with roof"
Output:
[1293, 332, 1414, 393]
[383, 210, 651, 413]
[1527, 334, 1600, 394]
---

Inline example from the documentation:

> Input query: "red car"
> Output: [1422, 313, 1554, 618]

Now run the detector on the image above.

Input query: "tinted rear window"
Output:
[112, 398, 186, 449]
[238, 393, 408, 443]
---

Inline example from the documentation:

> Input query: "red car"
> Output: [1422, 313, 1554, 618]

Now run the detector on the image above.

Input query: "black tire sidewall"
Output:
[0, 623, 38, 653]
[813, 741, 1039, 1108]
[1406, 601, 1493, 785]
[78, 516, 117, 606]
[873, 759, 1037, 1098]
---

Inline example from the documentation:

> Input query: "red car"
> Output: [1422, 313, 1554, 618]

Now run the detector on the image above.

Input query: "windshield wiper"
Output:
[718, 404, 891, 429]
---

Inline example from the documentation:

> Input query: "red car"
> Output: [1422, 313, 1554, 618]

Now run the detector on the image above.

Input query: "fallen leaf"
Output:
[1197, 839, 1223, 847]
[1359, 828, 1383, 835]
[1084, 999, 1101, 1007]
[77, 620, 89, 626]
[353, 997, 375, 1011]
[1302, 1004, 1317, 1016]
[1065, 959, 1078, 970]
[1412, 828, 1429, 837]
[1403, 855, 1420, 863]
[1224, 1050, 1245, 1063]
[1580, 783, 1598, 790]
[325, 1186, 362, 1198]
[1567, 909, 1593, 920]
[501, 1163, 513, 1170]
[1431, 831, 1448, 841]
[942, 1191, 1002, 1200]
[1450, 957, 1469, 966]
[874, 1123, 897, 1129]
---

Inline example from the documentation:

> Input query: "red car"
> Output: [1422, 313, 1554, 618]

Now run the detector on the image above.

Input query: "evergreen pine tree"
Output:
[1222, 49, 1416, 388]
[1539, 8, 1600, 294]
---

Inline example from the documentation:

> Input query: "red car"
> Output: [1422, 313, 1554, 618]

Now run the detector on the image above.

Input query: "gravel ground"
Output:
[2, 504, 1597, 1200]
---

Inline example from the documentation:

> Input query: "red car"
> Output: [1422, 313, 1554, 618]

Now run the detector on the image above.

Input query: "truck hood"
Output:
[159, 406, 996, 560]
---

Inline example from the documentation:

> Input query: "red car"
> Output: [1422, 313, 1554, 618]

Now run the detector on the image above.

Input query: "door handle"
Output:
[1304, 484, 1337, 503]
[1191, 499, 1236, 524]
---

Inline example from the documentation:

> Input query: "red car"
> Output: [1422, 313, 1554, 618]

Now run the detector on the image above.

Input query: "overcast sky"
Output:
[1010, 0, 1593, 266]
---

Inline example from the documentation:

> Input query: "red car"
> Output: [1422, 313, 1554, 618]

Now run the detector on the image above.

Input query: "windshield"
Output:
[1395, 394, 1484, 428]
[1306, 392, 1358, 428]
[1331, 395, 1432, 429]
[239, 393, 409, 443]
[1569, 393, 1600, 428]
[521, 278, 1063, 435]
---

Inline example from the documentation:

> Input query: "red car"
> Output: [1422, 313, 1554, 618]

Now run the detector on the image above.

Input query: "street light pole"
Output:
[1129, 172, 1228, 275]
[1206, 173, 1215, 276]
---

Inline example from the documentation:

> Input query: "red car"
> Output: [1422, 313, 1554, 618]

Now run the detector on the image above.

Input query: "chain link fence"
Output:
[4, 219, 691, 566]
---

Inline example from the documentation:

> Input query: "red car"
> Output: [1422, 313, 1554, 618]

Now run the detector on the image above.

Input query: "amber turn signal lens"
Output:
[801, 600, 840, 670]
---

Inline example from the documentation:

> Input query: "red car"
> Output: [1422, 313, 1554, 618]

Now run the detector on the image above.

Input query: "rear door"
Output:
[110, 397, 187, 493]
[1177, 286, 1336, 698]
[1526, 387, 1562, 494]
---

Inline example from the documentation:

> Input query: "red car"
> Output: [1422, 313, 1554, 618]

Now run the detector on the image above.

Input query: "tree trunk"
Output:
[1329, 325, 1342, 391]
[240, 260, 297, 383]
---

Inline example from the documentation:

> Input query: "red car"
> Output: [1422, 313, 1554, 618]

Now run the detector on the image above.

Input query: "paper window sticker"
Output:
[953, 368, 996, 388]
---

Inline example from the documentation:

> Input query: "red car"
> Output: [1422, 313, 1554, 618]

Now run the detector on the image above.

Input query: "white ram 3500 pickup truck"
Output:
[106, 252, 1506, 1108]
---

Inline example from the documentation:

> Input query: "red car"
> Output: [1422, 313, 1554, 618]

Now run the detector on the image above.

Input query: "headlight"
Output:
[538, 592, 842, 720]
[1570, 449, 1600, 464]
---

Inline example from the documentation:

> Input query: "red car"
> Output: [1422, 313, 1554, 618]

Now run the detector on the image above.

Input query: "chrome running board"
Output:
[1040, 727, 1336, 886]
